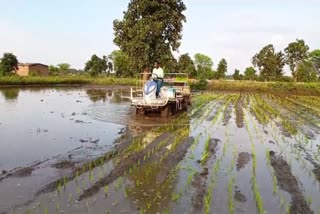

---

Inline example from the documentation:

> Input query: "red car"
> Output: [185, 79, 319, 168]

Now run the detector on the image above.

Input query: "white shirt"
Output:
[152, 67, 164, 78]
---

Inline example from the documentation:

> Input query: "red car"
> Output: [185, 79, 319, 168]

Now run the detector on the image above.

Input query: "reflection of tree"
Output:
[1, 88, 19, 101]
[86, 89, 107, 102]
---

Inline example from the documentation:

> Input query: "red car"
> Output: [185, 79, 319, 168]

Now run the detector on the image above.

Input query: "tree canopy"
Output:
[284, 39, 309, 81]
[108, 50, 131, 77]
[244, 67, 257, 80]
[84, 55, 108, 77]
[309, 49, 320, 76]
[232, 69, 241, 80]
[194, 53, 214, 79]
[57, 63, 71, 71]
[113, 0, 186, 75]
[296, 61, 317, 82]
[0, 53, 18, 76]
[252, 44, 285, 81]
[178, 53, 196, 78]
[216, 58, 227, 79]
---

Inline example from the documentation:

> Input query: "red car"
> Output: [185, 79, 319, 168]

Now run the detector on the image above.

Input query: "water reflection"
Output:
[86, 89, 107, 102]
[1, 88, 19, 101]
[86, 89, 129, 103]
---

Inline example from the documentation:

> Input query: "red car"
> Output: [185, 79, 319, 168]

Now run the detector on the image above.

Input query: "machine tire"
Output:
[136, 108, 144, 115]
[161, 105, 170, 118]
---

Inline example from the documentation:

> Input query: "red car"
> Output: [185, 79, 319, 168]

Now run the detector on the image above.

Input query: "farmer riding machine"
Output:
[130, 73, 191, 117]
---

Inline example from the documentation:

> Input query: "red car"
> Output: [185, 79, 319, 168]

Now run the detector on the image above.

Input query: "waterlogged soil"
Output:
[1, 89, 320, 213]
[269, 151, 313, 214]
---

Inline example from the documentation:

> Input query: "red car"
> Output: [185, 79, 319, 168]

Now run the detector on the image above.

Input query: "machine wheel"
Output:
[136, 108, 144, 115]
[161, 105, 170, 118]
[182, 98, 189, 111]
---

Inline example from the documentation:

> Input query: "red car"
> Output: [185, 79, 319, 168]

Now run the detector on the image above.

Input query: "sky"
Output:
[1, 0, 319, 74]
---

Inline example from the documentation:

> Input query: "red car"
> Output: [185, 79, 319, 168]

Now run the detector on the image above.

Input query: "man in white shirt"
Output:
[152, 61, 164, 78]
[152, 61, 164, 97]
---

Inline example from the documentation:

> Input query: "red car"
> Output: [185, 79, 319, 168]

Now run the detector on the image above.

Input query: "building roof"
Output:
[18, 63, 48, 67]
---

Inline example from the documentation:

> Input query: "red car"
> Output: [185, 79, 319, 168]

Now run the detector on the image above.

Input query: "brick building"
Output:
[15, 63, 49, 76]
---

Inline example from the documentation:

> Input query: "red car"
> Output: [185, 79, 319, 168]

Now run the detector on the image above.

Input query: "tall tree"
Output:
[178, 53, 196, 77]
[296, 61, 317, 82]
[113, 0, 186, 76]
[84, 55, 108, 77]
[244, 67, 257, 80]
[194, 53, 213, 79]
[232, 69, 241, 80]
[57, 63, 71, 71]
[252, 44, 285, 81]
[216, 58, 227, 79]
[0, 53, 18, 75]
[108, 50, 131, 77]
[309, 49, 320, 76]
[284, 39, 310, 82]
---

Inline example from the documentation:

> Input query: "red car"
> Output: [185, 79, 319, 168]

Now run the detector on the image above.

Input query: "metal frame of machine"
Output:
[130, 73, 191, 117]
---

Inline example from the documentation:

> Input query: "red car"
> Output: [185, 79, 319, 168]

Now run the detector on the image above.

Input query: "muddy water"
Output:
[0, 88, 128, 169]
[1, 90, 320, 214]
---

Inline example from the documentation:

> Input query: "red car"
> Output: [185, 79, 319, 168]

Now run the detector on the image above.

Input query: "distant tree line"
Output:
[232, 39, 320, 82]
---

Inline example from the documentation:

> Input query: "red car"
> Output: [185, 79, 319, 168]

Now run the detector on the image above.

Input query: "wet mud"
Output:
[236, 152, 251, 171]
[51, 160, 77, 169]
[35, 132, 134, 196]
[269, 151, 313, 214]
[191, 139, 219, 209]
[2, 89, 320, 213]
[222, 103, 233, 126]
[235, 95, 245, 128]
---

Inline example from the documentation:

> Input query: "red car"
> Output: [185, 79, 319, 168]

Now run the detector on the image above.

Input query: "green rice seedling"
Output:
[201, 136, 211, 165]
[63, 176, 68, 187]
[68, 193, 73, 202]
[89, 171, 94, 182]
[171, 192, 180, 202]
[104, 185, 109, 195]
[204, 183, 213, 214]
[76, 186, 81, 194]
[222, 142, 227, 158]
[57, 181, 62, 193]
[44, 207, 48, 214]
[286, 205, 290, 214]
[123, 188, 128, 198]
[146, 202, 152, 210]
[252, 176, 264, 214]
[280, 196, 285, 209]
[307, 196, 312, 205]
[56, 202, 60, 213]
[228, 177, 235, 214]
[139, 208, 145, 214]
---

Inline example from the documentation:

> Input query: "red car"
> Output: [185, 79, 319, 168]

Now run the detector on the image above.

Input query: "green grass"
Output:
[207, 80, 320, 96]
[0, 76, 137, 86]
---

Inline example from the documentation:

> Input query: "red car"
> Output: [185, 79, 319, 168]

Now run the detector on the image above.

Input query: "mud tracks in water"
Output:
[51, 160, 76, 169]
[236, 152, 251, 171]
[191, 139, 219, 209]
[35, 132, 134, 196]
[269, 151, 313, 214]
[235, 95, 245, 128]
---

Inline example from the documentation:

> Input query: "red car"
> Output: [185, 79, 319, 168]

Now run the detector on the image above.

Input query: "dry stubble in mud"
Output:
[269, 151, 313, 214]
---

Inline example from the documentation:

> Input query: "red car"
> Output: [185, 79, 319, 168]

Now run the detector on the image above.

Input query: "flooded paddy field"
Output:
[1, 88, 320, 214]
